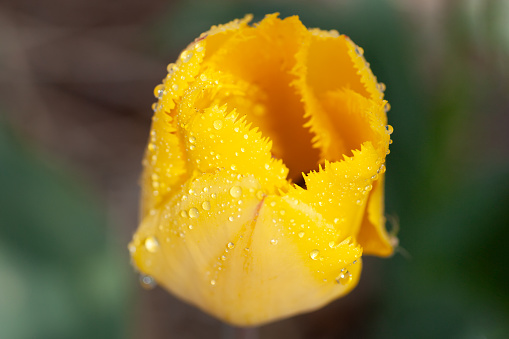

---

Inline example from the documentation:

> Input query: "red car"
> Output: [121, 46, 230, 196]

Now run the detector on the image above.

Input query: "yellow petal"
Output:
[130, 13, 395, 326]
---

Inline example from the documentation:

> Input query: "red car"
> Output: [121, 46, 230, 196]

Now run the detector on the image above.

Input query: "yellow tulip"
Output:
[129, 13, 395, 326]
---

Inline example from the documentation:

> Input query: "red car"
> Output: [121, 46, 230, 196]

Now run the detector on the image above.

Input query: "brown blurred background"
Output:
[1, 0, 508, 338]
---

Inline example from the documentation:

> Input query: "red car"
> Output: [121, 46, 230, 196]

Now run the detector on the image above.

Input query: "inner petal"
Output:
[203, 15, 320, 181]
[292, 31, 388, 164]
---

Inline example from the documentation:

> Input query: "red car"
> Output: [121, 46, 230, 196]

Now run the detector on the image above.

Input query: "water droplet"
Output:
[309, 249, 320, 260]
[385, 125, 394, 135]
[128, 243, 136, 253]
[151, 102, 159, 112]
[329, 241, 335, 248]
[384, 102, 391, 111]
[200, 73, 208, 81]
[356, 199, 362, 205]
[229, 186, 242, 198]
[181, 50, 193, 63]
[228, 216, 234, 222]
[194, 41, 205, 52]
[202, 201, 211, 210]
[211, 193, 217, 199]
[336, 270, 352, 285]
[140, 274, 156, 290]
[256, 190, 265, 200]
[298, 232, 305, 238]
[389, 139, 393, 144]
[227, 242, 235, 249]
[334, 218, 340, 224]
[378, 82, 386, 92]
[270, 239, 278, 245]
[210, 279, 216, 286]
[355, 45, 364, 55]
[213, 120, 223, 130]
[189, 136, 196, 144]
[167, 63, 176, 74]
[144, 236, 159, 253]
[365, 184, 373, 191]
[231, 164, 237, 171]
[189, 208, 199, 218]
[180, 210, 188, 218]
[153, 84, 164, 99]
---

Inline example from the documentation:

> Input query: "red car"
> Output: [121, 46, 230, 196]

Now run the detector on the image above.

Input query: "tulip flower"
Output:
[129, 13, 395, 326]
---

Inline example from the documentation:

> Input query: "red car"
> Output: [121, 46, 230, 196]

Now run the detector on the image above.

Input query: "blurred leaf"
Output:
[0, 118, 134, 339]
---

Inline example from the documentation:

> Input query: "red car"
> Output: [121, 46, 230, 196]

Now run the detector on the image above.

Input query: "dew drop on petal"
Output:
[270, 239, 278, 245]
[194, 41, 204, 52]
[256, 190, 265, 200]
[153, 84, 164, 99]
[180, 210, 188, 218]
[210, 279, 216, 286]
[189, 208, 199, 218]
[309, 249, 320, 260]
[227, 242, 235, 249]
[229, 186, 242, 198]
[140, 274, 157, 290]
[385, 125, 394, 135]
[298, 232, 305, 238]
[202, 201, 211, 210]
[213, 120, 223, 130]
[181, 50, 193, 63]
[144, 236, 159, 253]
[336, 270, 353, 285]
[128, 243, 136, 254]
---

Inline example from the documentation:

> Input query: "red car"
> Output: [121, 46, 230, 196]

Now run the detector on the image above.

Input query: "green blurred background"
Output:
[1, 0, 508, 338]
